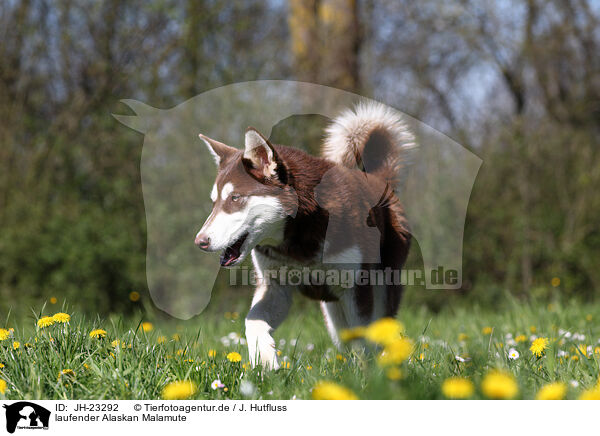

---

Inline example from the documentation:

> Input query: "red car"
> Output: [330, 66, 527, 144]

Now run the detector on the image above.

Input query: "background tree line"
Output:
[0, 0, 598, 313]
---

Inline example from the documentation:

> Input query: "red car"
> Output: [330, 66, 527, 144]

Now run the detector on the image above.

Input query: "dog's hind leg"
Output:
[320, 301, 347, 349]
[321, 289, 368, 350]
[245, 280, 292, 370]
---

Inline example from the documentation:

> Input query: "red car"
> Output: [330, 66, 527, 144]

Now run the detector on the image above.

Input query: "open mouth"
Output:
[220, 232, 249, 267]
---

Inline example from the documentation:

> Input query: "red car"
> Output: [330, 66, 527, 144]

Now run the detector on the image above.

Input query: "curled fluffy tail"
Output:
[322, 101, 415, 183]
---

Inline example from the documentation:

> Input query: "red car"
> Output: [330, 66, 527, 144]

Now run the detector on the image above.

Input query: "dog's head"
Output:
[195, 128, 297, 267]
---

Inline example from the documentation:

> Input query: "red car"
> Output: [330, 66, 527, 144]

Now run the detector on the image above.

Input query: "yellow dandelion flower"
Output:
[226, 352, 242, 363]
[481, 370, 518, 399]
[312, 381, 357, 400]
[129, 291, 140, 302]
[579, 385, 600, 400]
[530, 326, 537, 334]
[281, 361, 291, 369]
[157, 335, 167, 344]
[482, 326, 493, 335]
[442, 377, 475, 399]
[306, 365, 313, 371]
[172, 333, 180, 341]
[551, 277, 560, 287]
[385, 367, 402, 381]
[458, 333, 468, 342]
[59, 369, 75, 379]
[141, 322, 153, 332]
[339, 326, 366, 342]
[208, 349, 216, 358]
[0, 379, 6, 394]
[52, 312, 71, 323]
[586, 314, 593, 322]
[530, 337, 549, 357]
[515, 335, 527, 343]
[89, 329, 107, 339]
[0, 363, 4, 368]
[276, 350, 282, 356]
[176, 348, 186, 356]
[336, 354, 345, 361]
[37, 317, 55, 328]
[0, 329, 10, 341]
[364, 318, 404, 345]
[377, 337, 414, 366]
[12, 342, 19, 350]
[162, 380, 197, 400]
[536, 382, 567, 400]
[111, 339, 121, 348]
[49, 297, 57, 304]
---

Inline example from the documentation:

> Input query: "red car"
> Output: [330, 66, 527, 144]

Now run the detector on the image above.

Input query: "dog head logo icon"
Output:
[3, 402, 50, 433]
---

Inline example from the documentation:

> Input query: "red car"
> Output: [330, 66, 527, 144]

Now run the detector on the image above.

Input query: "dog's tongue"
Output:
[220, 246, 240, 267]
[220, 233, 248, 267]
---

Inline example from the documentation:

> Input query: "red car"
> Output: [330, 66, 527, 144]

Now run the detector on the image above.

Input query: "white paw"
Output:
[248, 343, 279, 370]
[246, 319, 279, 370]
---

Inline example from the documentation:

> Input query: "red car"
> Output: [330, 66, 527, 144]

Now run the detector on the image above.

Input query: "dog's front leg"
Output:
[245, 280, 292, 370]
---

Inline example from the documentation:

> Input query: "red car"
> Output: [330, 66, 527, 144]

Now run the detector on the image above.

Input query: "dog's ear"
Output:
[243, 127, 278, 178]
[199, 133, 237, 165]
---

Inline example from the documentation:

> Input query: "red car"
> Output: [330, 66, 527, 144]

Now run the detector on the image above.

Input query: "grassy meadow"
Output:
[1, 294, 600, 401]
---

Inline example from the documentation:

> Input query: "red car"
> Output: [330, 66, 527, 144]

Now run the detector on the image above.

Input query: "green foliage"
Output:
[463, 122, 600, 299]
[0, 0, 599, 314]
[1, 298, 599, 399]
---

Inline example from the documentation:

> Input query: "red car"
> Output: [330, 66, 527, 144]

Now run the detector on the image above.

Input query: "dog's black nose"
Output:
[195, 234, 210, 249]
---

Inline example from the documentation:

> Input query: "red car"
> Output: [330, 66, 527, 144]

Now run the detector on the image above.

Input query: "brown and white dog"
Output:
[195, 102, 413, 369]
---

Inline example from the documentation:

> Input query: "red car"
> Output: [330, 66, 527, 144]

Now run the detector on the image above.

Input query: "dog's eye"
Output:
[231, 194, 241, 202]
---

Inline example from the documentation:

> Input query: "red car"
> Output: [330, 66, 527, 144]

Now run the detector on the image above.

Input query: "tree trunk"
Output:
[288, 0, 361, 91]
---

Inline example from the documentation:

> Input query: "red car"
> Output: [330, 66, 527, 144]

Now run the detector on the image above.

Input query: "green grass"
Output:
[1, 297, 600, 400]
